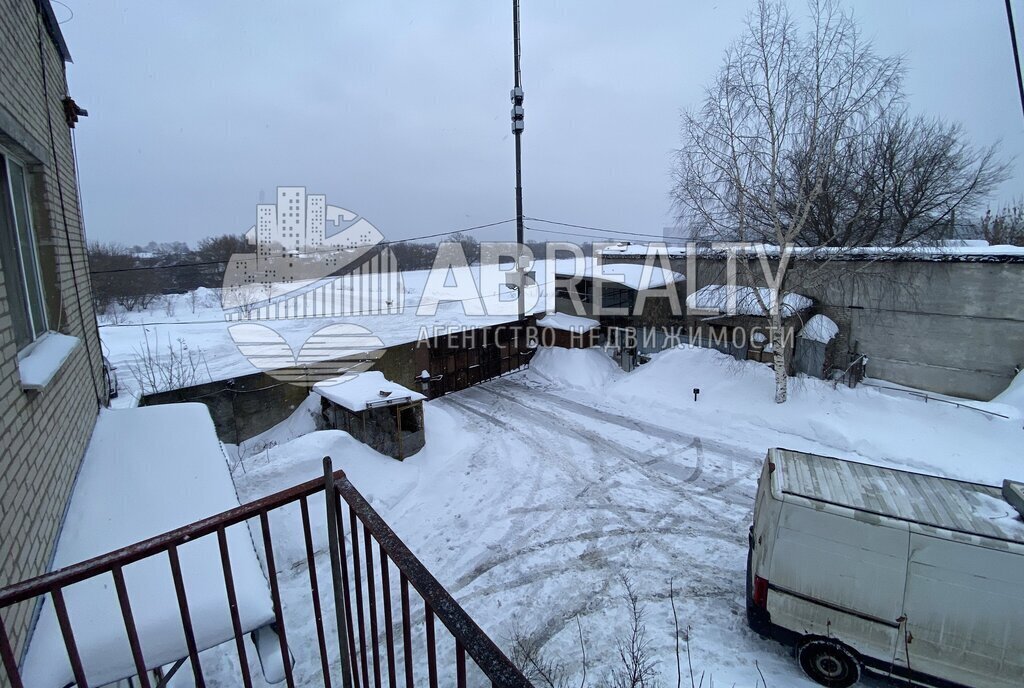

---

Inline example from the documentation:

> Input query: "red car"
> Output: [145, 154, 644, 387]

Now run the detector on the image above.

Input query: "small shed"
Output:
[314, 371, 427, 460]
[793, 314, 840, 379]
[536, 312, 600, 349]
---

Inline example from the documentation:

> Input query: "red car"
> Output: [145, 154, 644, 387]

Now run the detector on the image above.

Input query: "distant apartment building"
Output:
[0, 0, 105, 659]
[229, 186, 384, 288]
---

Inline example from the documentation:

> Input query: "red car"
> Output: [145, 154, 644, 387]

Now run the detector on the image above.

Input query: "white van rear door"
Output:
[901, 533, 1024, 687]
[768, 500, 909, 664]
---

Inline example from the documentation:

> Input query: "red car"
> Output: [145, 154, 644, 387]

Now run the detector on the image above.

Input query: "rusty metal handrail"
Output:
[0, 471, 330, 609]
[0, 460, 531, 688]
[326, 457, 532, 688]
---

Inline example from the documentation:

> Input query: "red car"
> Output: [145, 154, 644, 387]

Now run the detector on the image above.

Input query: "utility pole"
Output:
[511, 0, 526, 321]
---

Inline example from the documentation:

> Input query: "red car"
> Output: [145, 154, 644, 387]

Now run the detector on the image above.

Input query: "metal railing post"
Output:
[324, 457, 355, 688]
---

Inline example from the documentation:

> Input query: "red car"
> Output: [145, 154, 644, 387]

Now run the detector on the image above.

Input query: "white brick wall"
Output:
[0, 0, 103, 663]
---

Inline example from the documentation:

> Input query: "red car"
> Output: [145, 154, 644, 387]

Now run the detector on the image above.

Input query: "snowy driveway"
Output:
[427, 376, 806, 686]
[212, 345, 1020, 687]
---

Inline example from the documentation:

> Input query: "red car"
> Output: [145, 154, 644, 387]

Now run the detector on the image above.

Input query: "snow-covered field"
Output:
[171, 345, 1021, 687]
[99, 269, 535, 405]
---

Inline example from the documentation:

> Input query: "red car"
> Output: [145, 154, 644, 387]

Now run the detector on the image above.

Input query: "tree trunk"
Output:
[771, 308, 788, 403]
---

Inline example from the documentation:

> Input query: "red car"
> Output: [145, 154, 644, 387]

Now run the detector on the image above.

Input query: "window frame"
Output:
[0, 145, 49, 352]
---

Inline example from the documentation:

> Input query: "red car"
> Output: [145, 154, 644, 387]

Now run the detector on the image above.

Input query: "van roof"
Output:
[772, 448, 1024, 544]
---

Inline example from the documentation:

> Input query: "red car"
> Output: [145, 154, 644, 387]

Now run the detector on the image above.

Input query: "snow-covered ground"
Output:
[98, 258, 688, 405]
[171, 345, 1021, 687]
[99, 269, 538, 405]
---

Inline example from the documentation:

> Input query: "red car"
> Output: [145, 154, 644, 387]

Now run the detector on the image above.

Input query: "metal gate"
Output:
[423, 320, 534, 399]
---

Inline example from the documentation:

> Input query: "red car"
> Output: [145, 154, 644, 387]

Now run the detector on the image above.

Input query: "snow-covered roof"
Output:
[686, 285, 812, 316]
[537, 312, 600, 332]
[599, 242, 1024, 262]
[798, 314, 839, 343]
[22, 404, 274, 687]
[314, 370, 425, 411]
[775, 448, 1024, 544]
[554, 261, 685, 291]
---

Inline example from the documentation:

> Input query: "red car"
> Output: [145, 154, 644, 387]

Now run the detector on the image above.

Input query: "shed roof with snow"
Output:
[554, 262, 685, 291]
[537, 312, 600, 332]
[686, 285, 812, 316]
[314, 371, 426, 412]
[798, 314, 839, 343]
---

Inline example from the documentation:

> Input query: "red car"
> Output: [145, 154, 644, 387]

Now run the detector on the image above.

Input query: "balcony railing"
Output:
[0, 458, 532, 688]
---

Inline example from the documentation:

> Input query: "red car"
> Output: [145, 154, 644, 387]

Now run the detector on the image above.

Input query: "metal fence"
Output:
[0, 458, 531, 688]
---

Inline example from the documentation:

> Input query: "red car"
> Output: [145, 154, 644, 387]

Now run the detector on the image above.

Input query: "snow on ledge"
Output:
[554, 261, 685, 290]
[314, 370, 426, 412]
[686, 285, 812, 316]
[537, 312, 600, 332]
[798, 314, 839, 343]
[17, 332, 79, 390]
[22, 404, 274, 687]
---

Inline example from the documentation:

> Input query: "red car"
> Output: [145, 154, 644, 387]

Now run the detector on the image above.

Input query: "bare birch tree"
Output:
[672, 0, 1005, 403]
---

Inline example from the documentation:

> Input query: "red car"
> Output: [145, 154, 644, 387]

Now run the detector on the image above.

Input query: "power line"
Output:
[88, 218, 517, 275]
[1007, 0, 1024, 121]
[35, 4, 103, 405]
[525, 223, 673, 246]
[525, 216, 674, 240]
[524, 224, 626, 241]
[97, 278, 560, 328]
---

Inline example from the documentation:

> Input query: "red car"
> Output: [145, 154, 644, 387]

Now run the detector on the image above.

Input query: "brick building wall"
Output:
[0, 0, 103, 660]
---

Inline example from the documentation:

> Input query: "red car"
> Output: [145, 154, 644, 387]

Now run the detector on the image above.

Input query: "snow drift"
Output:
[527, 346, 623, 390]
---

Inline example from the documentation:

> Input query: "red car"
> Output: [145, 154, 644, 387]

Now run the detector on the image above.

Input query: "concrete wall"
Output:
[0, 0, 102, 660]
[611, 252, 1024, 400]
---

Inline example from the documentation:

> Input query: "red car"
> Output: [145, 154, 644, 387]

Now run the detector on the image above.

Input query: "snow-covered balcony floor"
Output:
[19, 404, 275, 687]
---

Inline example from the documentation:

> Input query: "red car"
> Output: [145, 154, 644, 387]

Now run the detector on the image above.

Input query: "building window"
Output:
[0, 152, 47, 349]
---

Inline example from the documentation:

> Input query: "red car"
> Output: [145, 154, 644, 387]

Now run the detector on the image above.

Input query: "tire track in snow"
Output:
[433, 378, 764, 662]
[488, 379, 759, 460]
[441, 386, 753, 602]
[467, 383, 759, 502]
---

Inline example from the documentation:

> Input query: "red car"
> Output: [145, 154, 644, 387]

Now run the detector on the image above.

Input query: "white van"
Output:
[746, 448, 1024, 688]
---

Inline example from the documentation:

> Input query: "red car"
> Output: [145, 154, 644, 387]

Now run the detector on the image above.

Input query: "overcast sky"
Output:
[57, 0, 1024, 247]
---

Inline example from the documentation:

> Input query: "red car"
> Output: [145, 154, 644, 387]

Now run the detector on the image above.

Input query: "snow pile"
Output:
[527, 346, 623, 390]
[971, 493, 1024, 539]
[599, 242, 687, 257]
[232, 399, 474, 565]
[686, 285, 812, 316]
[991, 368, 1024, 415]
[798, 314, 839, 343]
[610, 346, 1022, 484]
[22, 404, 273, 687]
[537, 312, 600, 332]
[313, 370, 425, 411]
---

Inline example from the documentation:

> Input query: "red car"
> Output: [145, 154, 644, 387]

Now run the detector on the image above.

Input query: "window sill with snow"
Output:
[17, 331, 80, 391]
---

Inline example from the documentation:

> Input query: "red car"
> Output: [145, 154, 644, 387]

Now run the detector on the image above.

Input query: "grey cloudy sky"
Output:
[58, 0, 1024, 247]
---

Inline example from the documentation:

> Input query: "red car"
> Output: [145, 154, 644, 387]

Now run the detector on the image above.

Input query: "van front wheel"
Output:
[797, 638, 861, 687]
